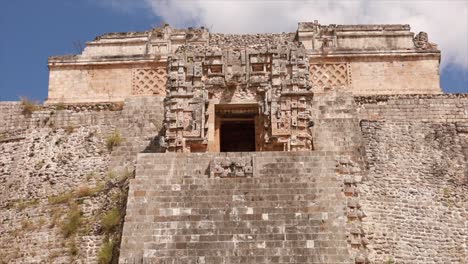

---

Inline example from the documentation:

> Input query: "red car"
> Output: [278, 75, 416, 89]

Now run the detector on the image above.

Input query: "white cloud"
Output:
[105, 0, 468, 69]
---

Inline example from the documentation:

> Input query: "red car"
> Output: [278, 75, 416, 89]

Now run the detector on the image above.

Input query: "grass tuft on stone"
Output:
[20, 97, 39, 116]
[48, 192, 74, 205]
[16, 198, 39, 210]
[97, 239, 114, 264]
[60, 206, 82, 238]
[106, 131, 122, 152]
[101, 208, 120, 233]
[75, 186, 93, 198]
[75, 184, 105, 198]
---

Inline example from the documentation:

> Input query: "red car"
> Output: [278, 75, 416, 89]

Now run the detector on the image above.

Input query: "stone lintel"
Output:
[48, 55, 168, 67]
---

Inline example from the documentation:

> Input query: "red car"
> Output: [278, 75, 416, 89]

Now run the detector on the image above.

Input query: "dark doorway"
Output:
[220, 120, 255, 152]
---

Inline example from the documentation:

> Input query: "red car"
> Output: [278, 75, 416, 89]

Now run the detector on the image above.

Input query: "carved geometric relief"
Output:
[271, 101, 291, 136]
[210, 156, 253, 178]
[132, 68, 167, 95]
[310, 63, 350, 90]
[182, 101, 204, 138]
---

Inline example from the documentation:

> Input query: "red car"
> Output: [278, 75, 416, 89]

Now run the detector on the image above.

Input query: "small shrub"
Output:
[119, 168, 134, 181]
[93, 182, 105, 194]
[101, 208, 120, 233]
[75, 186, 93, 198]
[16, 198, 39, 210]
[49, 192, 73, 205]
[98, 239, 114, 264]
[60, 206, 82, 238]
[76, 184, 104, 198]
[106, 131, 122, 151]
[20, 97, 38, 116]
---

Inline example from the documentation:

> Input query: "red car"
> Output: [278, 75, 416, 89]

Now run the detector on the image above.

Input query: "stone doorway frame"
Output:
[211, 103, 261, 152]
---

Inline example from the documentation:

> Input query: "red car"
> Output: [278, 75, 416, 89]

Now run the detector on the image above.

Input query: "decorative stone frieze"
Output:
[209, 156, 254, 178]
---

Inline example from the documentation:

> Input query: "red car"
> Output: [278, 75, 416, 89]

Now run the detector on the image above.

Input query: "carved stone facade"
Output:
[209, 156, 254, 178]
[47, 22, 442, 151]
[162, 41, 314, 152]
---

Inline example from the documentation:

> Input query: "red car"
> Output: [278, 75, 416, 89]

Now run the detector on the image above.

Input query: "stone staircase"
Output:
[119, 151, 352, 263]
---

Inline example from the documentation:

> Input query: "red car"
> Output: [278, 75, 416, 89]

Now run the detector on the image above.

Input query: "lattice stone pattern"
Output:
[310, 63, 351, 90]
[132, 68, 167, 95]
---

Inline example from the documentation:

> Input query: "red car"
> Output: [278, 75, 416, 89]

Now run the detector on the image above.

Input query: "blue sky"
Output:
[0, 0, 466, 101]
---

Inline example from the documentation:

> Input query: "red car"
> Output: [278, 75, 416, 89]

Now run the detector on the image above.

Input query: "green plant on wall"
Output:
[60, 205, 82, 238]
[101, 208, 121, 233]
[98, 239, 114, 264]
[106, 131, 123, 152]
[20, 97, 39, 116]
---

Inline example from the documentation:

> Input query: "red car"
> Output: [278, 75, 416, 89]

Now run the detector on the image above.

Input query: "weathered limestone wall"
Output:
[120, 151, 352, 263]
[349, 57, 440, 95]
[0, 98, 164, 263]
[356, 94, 468, 263]
[309, 56, 440, 95]
[47, 63, 167, 104]
[0, 103, 121, 263]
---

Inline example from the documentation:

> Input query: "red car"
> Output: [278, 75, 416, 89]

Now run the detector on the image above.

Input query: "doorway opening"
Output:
[220, 120, 255, 152]
[215, 104, 258, 152]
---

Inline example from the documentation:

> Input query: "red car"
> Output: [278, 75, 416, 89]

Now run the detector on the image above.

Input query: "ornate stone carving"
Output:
[413, 31, 437, 50]
[210, 156, 253, 178]
[310, 63, 350, 90]
[162, 38, 314, 152]
[132, 68, 167, 95]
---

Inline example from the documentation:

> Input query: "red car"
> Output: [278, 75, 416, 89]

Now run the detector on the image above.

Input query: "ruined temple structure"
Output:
[1, 22, 467, 264]
[48, 22, 441, 154]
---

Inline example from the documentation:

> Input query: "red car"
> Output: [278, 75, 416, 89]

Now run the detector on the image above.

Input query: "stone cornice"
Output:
[308, 49, 440, 59]
[48, 55, 168, 67]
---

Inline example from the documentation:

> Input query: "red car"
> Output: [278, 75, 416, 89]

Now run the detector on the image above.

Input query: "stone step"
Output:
[119, 151, 348, 263]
